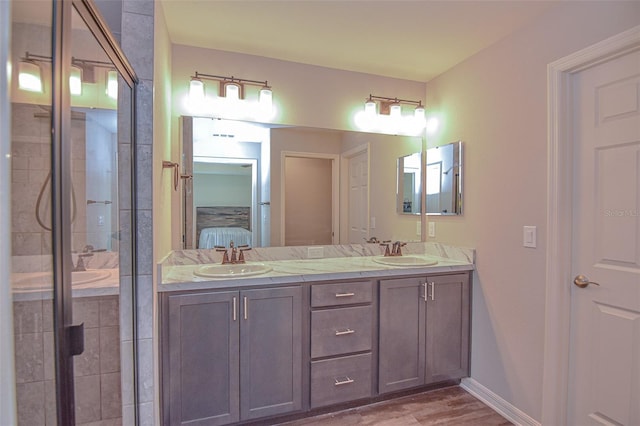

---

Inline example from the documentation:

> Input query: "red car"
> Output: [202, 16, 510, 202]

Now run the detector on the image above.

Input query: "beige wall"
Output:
[153, 3, 174, 262]
[425, 1, 640, 421]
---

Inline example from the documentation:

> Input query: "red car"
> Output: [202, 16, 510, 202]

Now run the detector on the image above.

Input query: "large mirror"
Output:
[397, 152, 422, 215]
[181, 116, 423, 248]
[425, 141, 463, 215]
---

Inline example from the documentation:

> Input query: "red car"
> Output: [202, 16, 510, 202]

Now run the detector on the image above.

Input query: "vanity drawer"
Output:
[311, 353, 372, 408]
[311, 305, 372, 358]
[311, 280, 372, 307]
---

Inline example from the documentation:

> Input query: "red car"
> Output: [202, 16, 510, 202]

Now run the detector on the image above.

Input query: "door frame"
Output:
[280, 151, 339, 245]
[542, 25, 640, 425]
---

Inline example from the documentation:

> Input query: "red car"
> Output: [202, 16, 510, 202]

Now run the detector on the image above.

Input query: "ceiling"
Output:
[159, 0, 560, 82]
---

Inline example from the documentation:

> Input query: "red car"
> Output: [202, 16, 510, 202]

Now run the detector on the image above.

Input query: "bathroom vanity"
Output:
[158, 243, 473, 425]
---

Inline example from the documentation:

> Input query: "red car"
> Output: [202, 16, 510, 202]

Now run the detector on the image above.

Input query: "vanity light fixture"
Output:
[189, 71, 273, 109]
[364, 94, 425, 117]
[358, 94, 427, 135]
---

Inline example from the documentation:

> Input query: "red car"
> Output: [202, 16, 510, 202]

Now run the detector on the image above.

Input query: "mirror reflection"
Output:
[426, 141, 463, 215]
[397, 152, 422, 215]
[182, 116, 423, 248]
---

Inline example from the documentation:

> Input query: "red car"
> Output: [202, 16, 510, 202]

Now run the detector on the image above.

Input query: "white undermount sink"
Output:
[193, 263, 273, 278]
[372, 255, 438, 267]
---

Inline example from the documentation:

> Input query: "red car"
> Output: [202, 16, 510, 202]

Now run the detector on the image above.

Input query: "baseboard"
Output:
[460, 378, 541, 426]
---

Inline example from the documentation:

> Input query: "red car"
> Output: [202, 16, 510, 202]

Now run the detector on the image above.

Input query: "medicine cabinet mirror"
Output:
[426, 141, 463, 215]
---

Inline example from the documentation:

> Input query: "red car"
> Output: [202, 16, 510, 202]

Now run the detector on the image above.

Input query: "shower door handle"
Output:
[67, 323, 85, 356]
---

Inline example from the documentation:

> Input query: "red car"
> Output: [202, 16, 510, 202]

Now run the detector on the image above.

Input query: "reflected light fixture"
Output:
[106, 70, 118, 99]
[19, 51, 116, 97]
[18, 60, 43, 92]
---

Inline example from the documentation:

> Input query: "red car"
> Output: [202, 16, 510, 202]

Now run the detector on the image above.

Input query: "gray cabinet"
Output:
[309, 280, 374, 408]
[378, 273, 470, 394]
[163, 286, 302, 425]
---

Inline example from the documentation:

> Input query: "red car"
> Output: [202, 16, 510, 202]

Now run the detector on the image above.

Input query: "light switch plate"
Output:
[416, 221, 421, 236]
[523, 226, 537, 248]
[428, 222, 435, 238]
[371, 216, 376, 229]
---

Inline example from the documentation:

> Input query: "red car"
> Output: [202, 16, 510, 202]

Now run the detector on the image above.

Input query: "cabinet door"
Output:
[167, 291, 240, 426]
[240, 286, 303, 420]
[378, 277, 426, 394]
[425, 273, 470, 384]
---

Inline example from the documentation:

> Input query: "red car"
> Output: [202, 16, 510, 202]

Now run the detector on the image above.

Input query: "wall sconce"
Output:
[355, 94, 427, 135]
[187, 71, 274, 120]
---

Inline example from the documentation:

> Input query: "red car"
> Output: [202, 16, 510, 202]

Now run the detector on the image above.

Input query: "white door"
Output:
[568, 48, 640, 425]
[348, 150, 369, 243]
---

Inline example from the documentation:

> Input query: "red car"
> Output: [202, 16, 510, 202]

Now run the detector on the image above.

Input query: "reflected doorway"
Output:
[281, 153, 338, 246]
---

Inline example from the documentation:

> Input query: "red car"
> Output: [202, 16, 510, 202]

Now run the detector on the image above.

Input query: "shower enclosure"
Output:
[8, 0, 138, 424]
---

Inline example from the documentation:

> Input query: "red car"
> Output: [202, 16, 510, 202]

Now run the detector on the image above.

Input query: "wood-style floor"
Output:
[278, 386, 512, 426]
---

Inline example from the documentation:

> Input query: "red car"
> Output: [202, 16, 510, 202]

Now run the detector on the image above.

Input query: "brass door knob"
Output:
[573, 274, 600, 288]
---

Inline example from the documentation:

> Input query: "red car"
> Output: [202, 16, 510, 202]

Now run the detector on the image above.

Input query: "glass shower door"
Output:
[9, 1, 137, 424]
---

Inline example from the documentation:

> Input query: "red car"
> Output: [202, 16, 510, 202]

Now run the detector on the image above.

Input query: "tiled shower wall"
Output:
[10, 103, 91, 259]
[13, 296, 121, 425]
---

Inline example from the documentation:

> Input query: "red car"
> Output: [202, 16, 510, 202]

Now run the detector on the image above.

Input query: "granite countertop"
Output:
[159, 253, 474, 293]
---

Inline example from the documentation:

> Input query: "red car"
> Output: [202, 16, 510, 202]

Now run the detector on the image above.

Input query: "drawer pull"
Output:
[335, 292, 355, 298]
[335, 328, 355, 336]
[334, 376, 355, 386]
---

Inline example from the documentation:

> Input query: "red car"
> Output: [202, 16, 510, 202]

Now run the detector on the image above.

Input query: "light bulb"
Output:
[365, 99, 377, 116]
[106, 70, 118, 99]
[18, 61, 43, 92]
[259, 86, 272, 108]
[225, 82, 240, 100]
[69, 65, 82, 95]
[189, 78, 205, 104]
[390, 102, 402, 119]
[414, 105, 425, 120]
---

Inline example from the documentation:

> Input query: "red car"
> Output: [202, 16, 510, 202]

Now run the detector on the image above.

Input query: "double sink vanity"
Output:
[158, 242, 474, 425]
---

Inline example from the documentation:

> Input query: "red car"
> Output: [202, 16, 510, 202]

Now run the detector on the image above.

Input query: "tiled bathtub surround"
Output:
[13, 296, 121, 425]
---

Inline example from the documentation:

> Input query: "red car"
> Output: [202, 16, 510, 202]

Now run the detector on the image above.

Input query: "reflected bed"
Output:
[196, 206, 251, 248]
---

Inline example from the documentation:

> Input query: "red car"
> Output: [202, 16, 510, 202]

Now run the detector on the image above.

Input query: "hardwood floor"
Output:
[278, 386, 512, 426]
